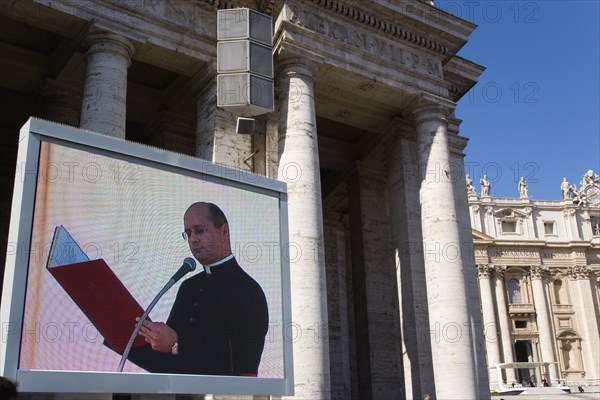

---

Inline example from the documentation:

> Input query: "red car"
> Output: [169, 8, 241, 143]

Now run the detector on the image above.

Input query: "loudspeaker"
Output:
[217, 8, 273, 118]
[236, 117, 255, 135]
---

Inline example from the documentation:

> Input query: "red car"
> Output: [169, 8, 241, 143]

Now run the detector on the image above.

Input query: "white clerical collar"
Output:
[203, 254, 234, 275]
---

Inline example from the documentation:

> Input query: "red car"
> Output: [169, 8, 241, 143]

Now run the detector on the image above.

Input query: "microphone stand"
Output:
[117, 277, 179, 372]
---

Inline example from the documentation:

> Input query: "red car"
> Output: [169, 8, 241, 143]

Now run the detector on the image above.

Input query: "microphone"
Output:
[117, 257, 197, 372]
[169, 257, 197, 284]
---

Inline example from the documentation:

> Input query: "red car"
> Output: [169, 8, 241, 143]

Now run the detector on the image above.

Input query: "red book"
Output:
[46, 226, 148, 353]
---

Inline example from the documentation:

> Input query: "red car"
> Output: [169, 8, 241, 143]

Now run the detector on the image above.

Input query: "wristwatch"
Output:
[171, 342, 179, 355]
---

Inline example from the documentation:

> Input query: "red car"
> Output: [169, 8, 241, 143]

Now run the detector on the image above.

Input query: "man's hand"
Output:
[137, 318, 177, 353]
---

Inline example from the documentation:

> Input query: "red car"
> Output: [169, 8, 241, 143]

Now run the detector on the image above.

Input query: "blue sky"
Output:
[436, 0, 600, 200]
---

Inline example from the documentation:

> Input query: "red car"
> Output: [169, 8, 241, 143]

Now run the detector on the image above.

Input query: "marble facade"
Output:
[470, 181, 600, 391]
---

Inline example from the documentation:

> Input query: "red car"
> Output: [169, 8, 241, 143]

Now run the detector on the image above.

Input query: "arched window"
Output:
[508, 278, 522, 304]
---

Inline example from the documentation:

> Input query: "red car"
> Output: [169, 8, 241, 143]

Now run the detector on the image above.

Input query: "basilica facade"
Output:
[469, 173, 600, 391]
[0, 1, 489, 399]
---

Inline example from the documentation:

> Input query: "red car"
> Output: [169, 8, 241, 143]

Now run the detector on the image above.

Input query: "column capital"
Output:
[276, 54, 319, 83]
[529, 265, 548, 280]
[408, 94, 456, 127]
[567, 265, 591, 280]
[492, 264, 506, 278]
[476, 264, 493, 279]
[83, 30, 135, 66]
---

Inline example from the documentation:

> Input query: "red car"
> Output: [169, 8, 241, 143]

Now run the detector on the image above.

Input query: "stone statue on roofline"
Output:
[561, 177, 572, 200]
[466, 174, 477, 197]
[480, 174, 491, 197]
[581, 169, 600, 188]
[569, 169, 600, 206]
[518, 177, 529, 198]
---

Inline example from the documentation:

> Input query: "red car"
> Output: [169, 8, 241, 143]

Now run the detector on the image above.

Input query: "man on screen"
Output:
[126, 202, 269, 376]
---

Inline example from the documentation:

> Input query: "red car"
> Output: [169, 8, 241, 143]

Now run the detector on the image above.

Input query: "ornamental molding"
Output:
[492, 264, 506, 277]
[563, 169, 600, 206]
[529, 264, 548, 280]
[567, 265, 591, 280]
[476, 264, 492, 278]
[493, 208, 528, 219]
[304, 0, 449, 56]
[549, 268, 569, 280]
[278, 1, 447, 79]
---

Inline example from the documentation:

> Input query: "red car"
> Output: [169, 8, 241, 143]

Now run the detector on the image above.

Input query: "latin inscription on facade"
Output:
[541, 251, 570, 259]
[284, 4, 443, 78]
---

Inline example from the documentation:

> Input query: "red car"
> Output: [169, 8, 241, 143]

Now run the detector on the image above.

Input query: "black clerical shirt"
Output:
[127, 257, 269, 376]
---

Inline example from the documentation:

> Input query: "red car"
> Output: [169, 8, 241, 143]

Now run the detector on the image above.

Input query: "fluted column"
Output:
[568, 266, 600, 381]
[80, 30, 135, 139]
[277, 57, 331, 400]
[412, 99, 485, 400]
[530, 265, 559, 384]
[477, 264, 501, 389]
[492, 266, 517, 384]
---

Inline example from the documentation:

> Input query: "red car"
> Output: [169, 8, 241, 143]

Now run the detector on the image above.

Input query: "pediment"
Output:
[472, 229, 494, 241]
[493, 208, 527, 219]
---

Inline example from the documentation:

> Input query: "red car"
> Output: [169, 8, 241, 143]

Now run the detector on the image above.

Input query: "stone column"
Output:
[277, 57, 331, 400]
[484, 206, 496, 237]
[80, 30, 135, 139]
[412, 99, 486, 400]
[447, 122, 489, 397]
[562, 208, 579, 240]
[39, 79, 82, 126]
[477, 264, 501, 389]
[147, 111, 195, 155]
[470, 205, 482, 232]
[194, 63, 217, 161]
[194, 63, 253, 170]
[568, 266, 600, 381]
[347, 164, 403, 400]
[492, 266, 517, 384]
[530, 265, 559, 384]
[323, 211, 351, 400]
[385, 125, 435, 400]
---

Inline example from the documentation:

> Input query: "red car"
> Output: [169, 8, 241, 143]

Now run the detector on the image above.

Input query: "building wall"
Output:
[469, 185, 600, 389]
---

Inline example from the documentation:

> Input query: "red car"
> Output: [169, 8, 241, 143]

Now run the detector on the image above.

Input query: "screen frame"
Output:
[0, 117, 294, 396]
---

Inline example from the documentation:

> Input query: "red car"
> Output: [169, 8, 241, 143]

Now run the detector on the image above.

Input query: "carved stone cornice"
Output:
[568, 265, 591, 280]
[305, 0, 449, 56]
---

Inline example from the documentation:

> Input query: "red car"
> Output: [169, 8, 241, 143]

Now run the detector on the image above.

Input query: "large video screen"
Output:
[0, 118, 293, 395]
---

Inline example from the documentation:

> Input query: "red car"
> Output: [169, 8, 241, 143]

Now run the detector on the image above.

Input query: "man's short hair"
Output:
[188, 202, 228, 228]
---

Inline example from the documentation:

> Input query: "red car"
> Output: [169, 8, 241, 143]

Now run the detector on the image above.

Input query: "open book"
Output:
[46, 225, 148, 353]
